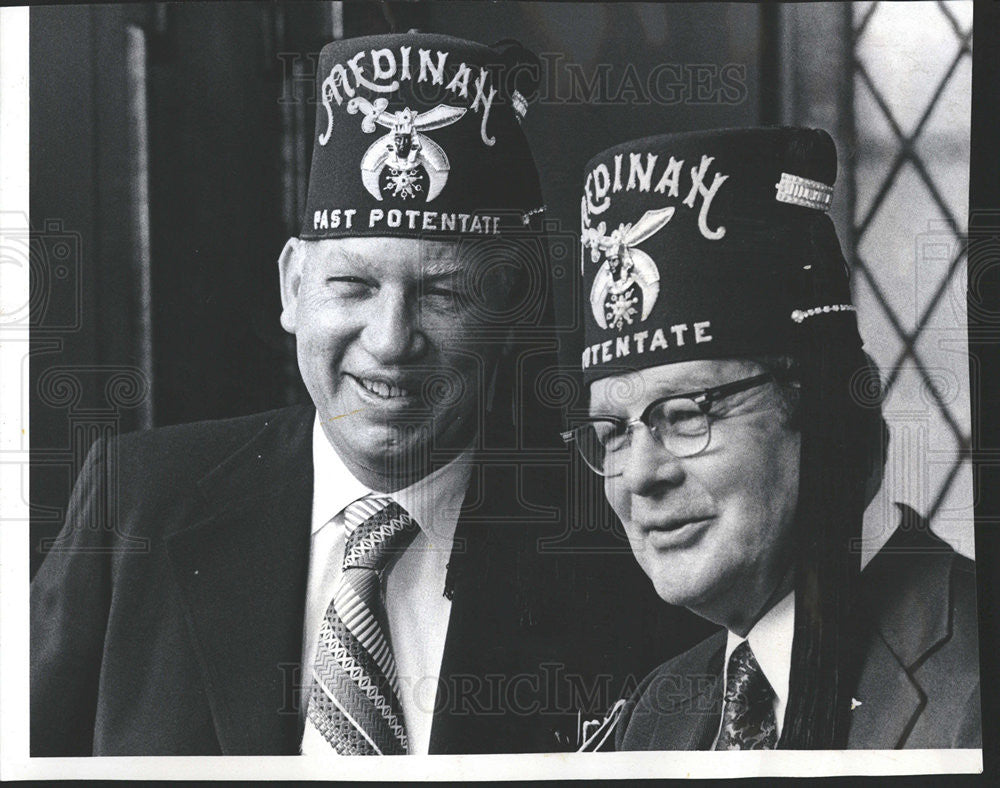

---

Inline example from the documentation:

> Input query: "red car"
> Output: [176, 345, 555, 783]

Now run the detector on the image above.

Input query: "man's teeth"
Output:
[359, 377, 410, 398]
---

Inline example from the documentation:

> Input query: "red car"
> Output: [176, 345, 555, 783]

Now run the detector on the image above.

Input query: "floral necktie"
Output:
[714, 640, 778, 750]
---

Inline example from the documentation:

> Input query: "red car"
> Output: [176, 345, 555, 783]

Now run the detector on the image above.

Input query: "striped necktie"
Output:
[714, 640, 778, 750]
[305, 494, 420, 755]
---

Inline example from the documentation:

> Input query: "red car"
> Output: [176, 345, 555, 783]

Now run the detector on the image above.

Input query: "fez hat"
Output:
[301, 33, 545, 241]
[578, 127, 864, 384]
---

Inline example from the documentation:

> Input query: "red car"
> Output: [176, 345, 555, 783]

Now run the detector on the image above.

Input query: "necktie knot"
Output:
[342, 495, 420, 572]
[725, 640, 775, 706]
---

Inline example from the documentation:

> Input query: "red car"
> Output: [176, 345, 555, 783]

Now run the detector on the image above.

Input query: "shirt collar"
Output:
[311, 414, 472, 548]
[724, 590, 795, 732]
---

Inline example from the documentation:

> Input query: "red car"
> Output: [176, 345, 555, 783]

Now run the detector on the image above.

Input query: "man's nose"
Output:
[618, 425, 686, 497]
[361, 289, 426, 363]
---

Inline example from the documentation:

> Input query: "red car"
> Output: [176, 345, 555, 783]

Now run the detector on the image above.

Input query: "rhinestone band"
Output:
[790, 304, 856, 323]
[522, 204, 546, 224]
[775, 172, 834, 211]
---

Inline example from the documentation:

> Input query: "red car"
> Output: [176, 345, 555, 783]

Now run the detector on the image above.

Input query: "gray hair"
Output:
[752, 354, 803, 426]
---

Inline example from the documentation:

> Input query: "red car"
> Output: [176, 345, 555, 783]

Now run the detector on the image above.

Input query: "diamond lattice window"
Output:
[851, 0, 973, 557]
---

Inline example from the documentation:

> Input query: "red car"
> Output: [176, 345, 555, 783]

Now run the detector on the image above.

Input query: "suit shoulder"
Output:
[113, 405, 313, 479]
[859, 505, 979, 681]
[872, 537, 981, 747]
[860, 504, 970, 621]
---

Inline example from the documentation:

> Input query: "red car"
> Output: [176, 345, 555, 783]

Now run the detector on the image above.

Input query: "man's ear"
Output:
[277, 238, 303, 334]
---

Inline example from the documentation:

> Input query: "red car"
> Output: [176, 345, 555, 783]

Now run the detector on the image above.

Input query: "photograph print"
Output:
[11, 0, 987, 779]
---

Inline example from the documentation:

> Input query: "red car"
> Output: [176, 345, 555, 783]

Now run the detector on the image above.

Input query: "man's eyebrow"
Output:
[650, 381, 715, 397]
[592, 378, 755, 416]
[677, 366, 771, 394]
[314, 246, 362, 270]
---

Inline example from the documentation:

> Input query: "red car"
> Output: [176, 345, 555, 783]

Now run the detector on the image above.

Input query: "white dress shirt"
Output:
[300, 415, 473, 756]
[714, 591, 795, 745]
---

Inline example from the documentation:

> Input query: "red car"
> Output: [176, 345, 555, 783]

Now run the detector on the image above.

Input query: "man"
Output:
[563, 127, 981, 749]
[30, 32, 709, 756]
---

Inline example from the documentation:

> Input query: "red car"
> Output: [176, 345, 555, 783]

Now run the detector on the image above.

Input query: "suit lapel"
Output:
[639, 632, 725, 751]
[848, 632, 924, 748]
[681, 635, 725, 750]
[427, 516, 490, 754]
[428, 462, 515, 754]
[428, 461, 557, 754]
[848, 505, 955, 748]
[688, 663, 725, 750]
[164, 405, 314, 755]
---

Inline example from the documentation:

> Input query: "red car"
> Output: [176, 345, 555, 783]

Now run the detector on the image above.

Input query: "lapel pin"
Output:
[576, 698, 627, 752]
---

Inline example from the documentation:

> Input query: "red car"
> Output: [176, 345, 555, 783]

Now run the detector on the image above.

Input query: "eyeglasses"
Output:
[561, 373, 776, 477]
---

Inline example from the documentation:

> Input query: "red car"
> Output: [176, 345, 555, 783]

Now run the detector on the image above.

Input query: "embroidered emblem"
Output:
[851, 697, 863, 710]
[582, 207, 675, 331]
[348, 97, 467, 202]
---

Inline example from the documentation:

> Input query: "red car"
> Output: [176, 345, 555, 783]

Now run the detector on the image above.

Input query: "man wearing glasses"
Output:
[565, 127, 981, 749]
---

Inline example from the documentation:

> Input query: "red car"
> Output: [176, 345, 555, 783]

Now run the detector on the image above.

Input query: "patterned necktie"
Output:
[305, 495, 420, 755]
[714, 640, 778, 750]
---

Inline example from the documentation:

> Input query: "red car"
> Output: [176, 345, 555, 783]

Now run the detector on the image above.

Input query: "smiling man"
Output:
[31, 32, 677, 757]
[565, 127, 981, 750]
[588, 359, 801, 638]
[279, 237, 511, 492]
[277, 229, 531, 755]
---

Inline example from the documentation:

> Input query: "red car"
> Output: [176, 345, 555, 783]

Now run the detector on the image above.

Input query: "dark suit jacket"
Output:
[615, 510, 981, 750]
[31, 404, 713, 756]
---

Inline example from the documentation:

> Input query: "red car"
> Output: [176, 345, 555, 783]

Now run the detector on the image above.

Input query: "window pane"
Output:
[852, 0, 972, 557]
